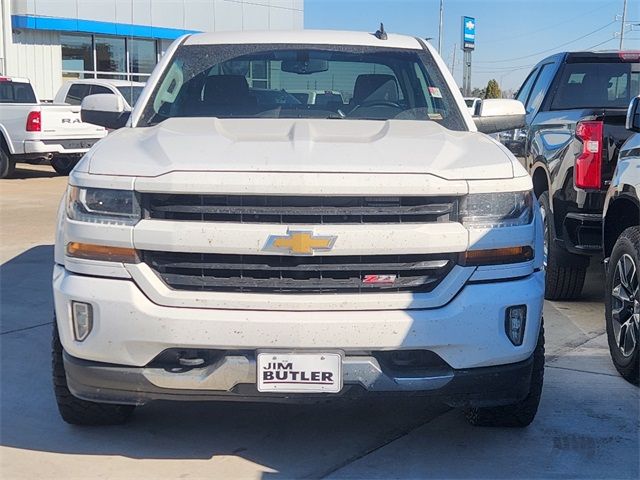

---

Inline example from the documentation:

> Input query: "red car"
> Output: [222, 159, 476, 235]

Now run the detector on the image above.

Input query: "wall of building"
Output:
[2, 0, 304, 100]
[10, 0, 304, 33]
[4, 28, 61, 100]
[1, 0, 10, 75]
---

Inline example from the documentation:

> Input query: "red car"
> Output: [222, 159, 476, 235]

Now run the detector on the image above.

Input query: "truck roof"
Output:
[536, 50, 640, 65]
[62, 79, 146, 87]
[565, 50, 640, 63]
[0, 76, 30, 84]
[184, 29, 424, 50]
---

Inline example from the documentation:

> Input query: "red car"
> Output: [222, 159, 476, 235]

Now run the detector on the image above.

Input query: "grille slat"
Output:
[148, 204, 454, 216]
[143, 252, 455, 294]
[160, 273, 440, 290]
[145, 258, 450, 272]
[142, 194, 459, 224]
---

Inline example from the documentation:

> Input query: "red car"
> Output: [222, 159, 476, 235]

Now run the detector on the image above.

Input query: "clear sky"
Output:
[304, 0, 640, 92]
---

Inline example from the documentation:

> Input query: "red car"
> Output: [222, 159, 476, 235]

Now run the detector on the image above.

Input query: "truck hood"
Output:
[87, 117, 515, 180]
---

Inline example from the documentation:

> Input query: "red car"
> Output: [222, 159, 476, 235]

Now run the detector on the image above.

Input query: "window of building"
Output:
[96, 36, 126, 74]
[129, 38, 157, 82]
[61, 34, 93, 78]
[61, 33, 159, 82]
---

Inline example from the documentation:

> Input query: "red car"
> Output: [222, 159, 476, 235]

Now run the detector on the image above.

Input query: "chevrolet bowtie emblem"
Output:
[264, 230, 337, 255]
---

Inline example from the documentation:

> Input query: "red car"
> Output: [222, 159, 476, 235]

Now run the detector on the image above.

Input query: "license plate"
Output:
[257, 352, 342, 393]
[64, 140, 95, 149]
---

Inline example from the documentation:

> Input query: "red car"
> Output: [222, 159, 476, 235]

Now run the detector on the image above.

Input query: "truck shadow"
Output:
[0, 245, 447, 476]
[1, 246, 632, 480]
[3, 165, 59, 180]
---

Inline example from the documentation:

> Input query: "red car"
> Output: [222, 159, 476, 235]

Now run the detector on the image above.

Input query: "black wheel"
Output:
[52, 322, 135, 425]
[539, 191, 587, 300]
[605, 227, 640, 385]
[464, 321, 545, 428]
[0, 143, 16, 179]
[50, 156, 78, 176]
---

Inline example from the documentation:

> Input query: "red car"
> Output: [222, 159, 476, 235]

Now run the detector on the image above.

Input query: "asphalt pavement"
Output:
[0, 165, 638, 480]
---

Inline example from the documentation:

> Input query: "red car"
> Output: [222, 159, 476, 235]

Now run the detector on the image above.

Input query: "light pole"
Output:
[438, 0, 444, 54]
[619, 0, 628, 49]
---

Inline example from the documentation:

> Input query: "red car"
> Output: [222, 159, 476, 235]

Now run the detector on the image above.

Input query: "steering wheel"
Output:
[350, 100, 403, 115]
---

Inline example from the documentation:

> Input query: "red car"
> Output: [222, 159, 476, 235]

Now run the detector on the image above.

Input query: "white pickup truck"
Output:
[53, 29, 545, 428]
[0, 76, 106, 178]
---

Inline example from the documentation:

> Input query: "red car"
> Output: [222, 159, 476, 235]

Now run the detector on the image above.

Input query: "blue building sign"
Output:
[462, 16, 476, 51]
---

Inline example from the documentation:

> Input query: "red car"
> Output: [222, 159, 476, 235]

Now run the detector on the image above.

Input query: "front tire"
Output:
[464, 321, 545, 428]
[539, 191, 587, 300]
[50, 156, 78, 176]
[52, 322, 135, 425]
[605, 227, 640, 385]
[0, 144, 16, 179]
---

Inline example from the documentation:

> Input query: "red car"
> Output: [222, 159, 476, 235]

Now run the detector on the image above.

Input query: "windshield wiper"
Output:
[326, 109, 346, 119]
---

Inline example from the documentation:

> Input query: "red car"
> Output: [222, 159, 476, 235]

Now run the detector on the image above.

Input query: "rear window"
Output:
[551, 62, 640, 110]
[0, 82, 37, 103]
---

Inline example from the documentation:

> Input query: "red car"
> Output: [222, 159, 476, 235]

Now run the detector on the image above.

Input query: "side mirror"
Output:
[474, 99, 526, 134]
[81, 94, 130, 129]
[626, 96, 640, 132]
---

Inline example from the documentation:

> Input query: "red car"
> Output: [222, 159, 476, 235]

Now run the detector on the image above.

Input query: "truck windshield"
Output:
[551, 61, 640, 110]
[138, 44, 465, 130]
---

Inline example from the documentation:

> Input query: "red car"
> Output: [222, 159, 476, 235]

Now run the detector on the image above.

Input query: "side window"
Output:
[65, 84, 90, 105]
[89, 85, 113, 95]
[516, 69, 538, 105]
[525, 63, 556, 114]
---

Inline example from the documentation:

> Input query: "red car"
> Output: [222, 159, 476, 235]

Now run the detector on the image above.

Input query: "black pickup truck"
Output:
[504, 51, 640, 300]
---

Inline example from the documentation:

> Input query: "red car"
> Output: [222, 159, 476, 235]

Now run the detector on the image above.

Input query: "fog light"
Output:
[505, 305, 526, 346]
[72, 301, 93, 342]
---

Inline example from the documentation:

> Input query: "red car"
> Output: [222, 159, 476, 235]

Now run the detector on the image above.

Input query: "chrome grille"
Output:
[142, 252, 456, 294]
[141, 194, 458, 224]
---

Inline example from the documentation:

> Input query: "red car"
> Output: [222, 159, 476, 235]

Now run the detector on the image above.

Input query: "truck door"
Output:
[522, 62, 558, 164]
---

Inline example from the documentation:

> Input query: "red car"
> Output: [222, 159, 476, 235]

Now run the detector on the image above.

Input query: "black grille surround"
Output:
[141, 194, 459, 224]
[142, 252, 456, 294]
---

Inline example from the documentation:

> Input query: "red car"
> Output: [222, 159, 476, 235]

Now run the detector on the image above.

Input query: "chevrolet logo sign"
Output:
[264, 230, 337, 255]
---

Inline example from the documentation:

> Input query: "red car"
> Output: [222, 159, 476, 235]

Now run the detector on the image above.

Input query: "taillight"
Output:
[26, 111, 41, 132]
[618, 51, 640, 62]
[575, 120, 603, 190]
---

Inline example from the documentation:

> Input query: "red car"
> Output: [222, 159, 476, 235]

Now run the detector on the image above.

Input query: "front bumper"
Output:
[63, 350, 534, 407]
[53, 265, 544, 370]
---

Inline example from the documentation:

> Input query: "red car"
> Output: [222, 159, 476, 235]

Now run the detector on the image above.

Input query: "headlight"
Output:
[67, 186, 140, 226]
[460, 191, 533, 228]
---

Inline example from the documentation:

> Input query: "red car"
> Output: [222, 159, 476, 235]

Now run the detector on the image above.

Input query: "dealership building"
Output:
[0, 0, 304, 100]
